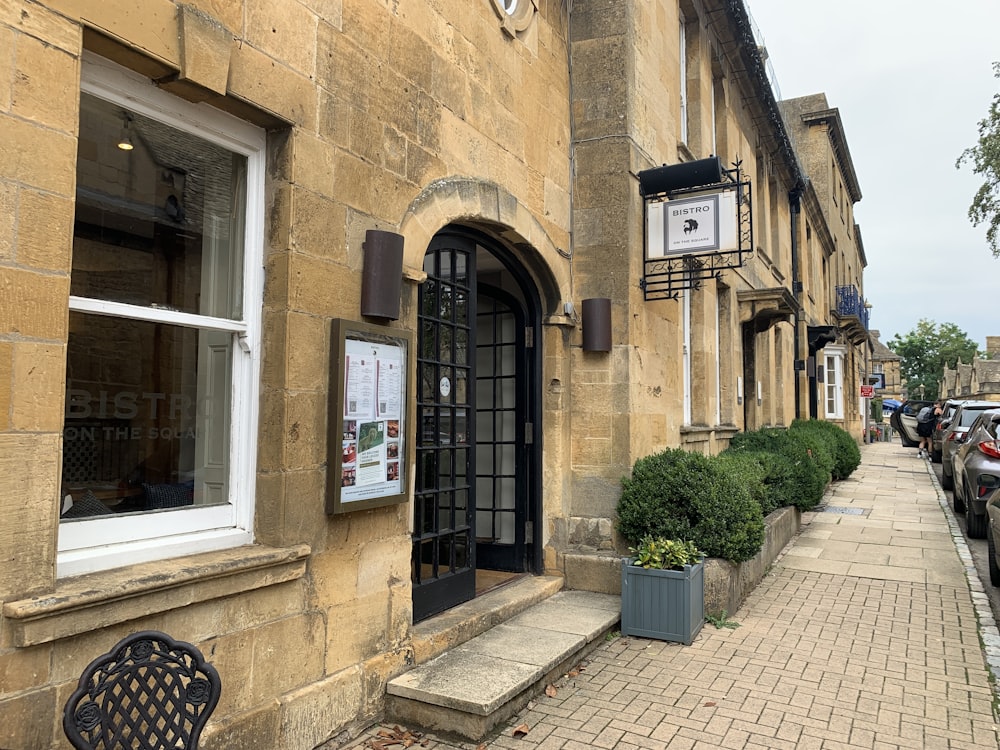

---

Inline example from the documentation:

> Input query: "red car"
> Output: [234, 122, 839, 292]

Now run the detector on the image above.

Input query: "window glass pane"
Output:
[73, 94, 247, 320]
[62, 313, 231, 520]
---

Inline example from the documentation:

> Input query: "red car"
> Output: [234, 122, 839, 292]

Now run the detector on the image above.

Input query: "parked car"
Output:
[890, 400, 933, 448]
[941, 401, 998, 491]
[931, 398, 964, 463]
[951, 409, 1000, 538]
[986, 485, 1000, 585]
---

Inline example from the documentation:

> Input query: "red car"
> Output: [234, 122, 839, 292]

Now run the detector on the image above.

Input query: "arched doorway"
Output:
[411, 228, 542, 622]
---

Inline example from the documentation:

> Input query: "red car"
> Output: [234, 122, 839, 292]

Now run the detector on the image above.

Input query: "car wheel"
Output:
[967, 502, 987, 539]
[990, 527, 1000, 587]
[931, 449, 942, 464]
[942, 465, 954, 490]
[953, 487, 966, 514]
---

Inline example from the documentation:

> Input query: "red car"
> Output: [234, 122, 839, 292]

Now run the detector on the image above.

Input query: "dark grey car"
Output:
[931, 399, 964, 463]
[941, 401, 998, 490]
[952, 409, 1000, 538]
[986, 485, 1000, 585]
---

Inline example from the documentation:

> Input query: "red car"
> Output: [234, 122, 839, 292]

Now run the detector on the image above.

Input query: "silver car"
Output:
[951, 409, 1000, 538]
[941, 401, 998, 491]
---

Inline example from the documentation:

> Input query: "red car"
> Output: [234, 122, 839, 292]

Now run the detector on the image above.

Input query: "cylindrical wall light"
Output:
[581, 298, 612, 352]
[360, 229, 404, 320]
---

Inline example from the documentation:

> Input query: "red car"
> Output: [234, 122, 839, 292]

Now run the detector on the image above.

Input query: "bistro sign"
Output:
[646, 192, 739, 259]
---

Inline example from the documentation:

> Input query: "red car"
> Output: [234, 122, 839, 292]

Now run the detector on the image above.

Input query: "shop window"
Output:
[59, 56, 265, 576]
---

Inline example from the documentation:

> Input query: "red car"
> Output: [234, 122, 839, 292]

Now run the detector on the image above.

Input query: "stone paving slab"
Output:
[343, 442, 1000, 749]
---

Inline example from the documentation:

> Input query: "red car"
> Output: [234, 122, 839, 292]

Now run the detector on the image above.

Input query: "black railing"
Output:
[835, 285, 869, 329]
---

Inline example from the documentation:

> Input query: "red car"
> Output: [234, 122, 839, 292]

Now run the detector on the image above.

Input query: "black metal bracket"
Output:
[640, 161, 754, 300]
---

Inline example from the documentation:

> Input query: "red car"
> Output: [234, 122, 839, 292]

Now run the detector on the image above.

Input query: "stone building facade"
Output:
[779, 94, 869, 438]
[940, 336, 1000, 401]
[0, 1, 870, 747]
[870, 330, 903, 402]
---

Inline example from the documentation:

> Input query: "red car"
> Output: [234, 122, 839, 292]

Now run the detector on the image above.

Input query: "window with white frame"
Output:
[679, 17, 688, 144]
[823, 347, 845, 420]
[58, 55, 265, 576]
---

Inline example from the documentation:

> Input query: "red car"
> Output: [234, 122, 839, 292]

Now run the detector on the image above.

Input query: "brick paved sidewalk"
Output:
[344, 441, 1000, 750]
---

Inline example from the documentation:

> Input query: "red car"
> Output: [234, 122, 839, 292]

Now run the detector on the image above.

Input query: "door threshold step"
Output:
[411, 574, 565, 664]
[387, 590, 620, 741]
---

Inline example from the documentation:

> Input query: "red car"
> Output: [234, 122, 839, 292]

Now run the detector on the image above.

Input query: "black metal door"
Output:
[412, 238, 476, 622]
[474, 285, 527, 571]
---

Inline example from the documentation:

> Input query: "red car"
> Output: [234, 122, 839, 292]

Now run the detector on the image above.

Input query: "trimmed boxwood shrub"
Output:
[716, 449, 785, 516]
[789, 418, 861, 480]
[617, 421, 860, 564]
[724, 427, 827, 511]
[617, 448, 765, 563]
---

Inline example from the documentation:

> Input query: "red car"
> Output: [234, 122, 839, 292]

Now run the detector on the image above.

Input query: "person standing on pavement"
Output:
[916, 400, 941, 458]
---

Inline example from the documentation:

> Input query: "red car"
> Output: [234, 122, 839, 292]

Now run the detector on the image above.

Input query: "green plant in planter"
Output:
[630, 537, 702, 570]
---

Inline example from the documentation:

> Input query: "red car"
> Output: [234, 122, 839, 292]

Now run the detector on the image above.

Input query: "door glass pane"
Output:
[439, 250, 452, 280]
[476, 510, 493, 539]
[420, 494, 435, 534]
[437, 449, 453, 487]
[498, 510, 515, 544]
[499, 344, 516, 376]
[500, 410, 515, 439]
[477, 412, 494, 441]
[438, 534, 453, 572]
[499, 478, 516, 509]
[477, 445, 493, 472]
[438, 492, 453, 531]
[454, 531, 468, 568]
[455, 329, 468, 365]
[454, 448, 468, 482]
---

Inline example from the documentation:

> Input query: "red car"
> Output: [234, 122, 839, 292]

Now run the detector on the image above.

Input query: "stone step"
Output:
[410, 574, 566, 664]
[387, 589, 621, 741]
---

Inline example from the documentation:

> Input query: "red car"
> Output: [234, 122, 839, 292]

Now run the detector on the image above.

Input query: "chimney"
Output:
[987, 336, 1000, 358]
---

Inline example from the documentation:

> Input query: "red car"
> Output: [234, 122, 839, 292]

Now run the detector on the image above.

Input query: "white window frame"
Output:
[58, 54, 265, 577]
[714, 296, 721, 425]
[679, 17, 688, 144]
[682, 285, 692, 425]
[823, 346, 846, 420]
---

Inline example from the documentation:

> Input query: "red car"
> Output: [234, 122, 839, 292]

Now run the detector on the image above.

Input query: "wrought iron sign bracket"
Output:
[640, 161, 753, 300]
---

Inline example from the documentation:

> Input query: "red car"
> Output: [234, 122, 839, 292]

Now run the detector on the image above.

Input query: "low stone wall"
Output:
[562, 505, 801, 618]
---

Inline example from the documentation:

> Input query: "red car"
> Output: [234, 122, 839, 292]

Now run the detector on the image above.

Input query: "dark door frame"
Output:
[411, 227, 543, 622]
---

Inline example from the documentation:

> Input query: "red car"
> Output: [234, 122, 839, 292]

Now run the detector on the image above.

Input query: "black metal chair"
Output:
[63, 630, 221, 750]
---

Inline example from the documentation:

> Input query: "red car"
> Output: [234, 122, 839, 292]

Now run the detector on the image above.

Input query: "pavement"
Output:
[344, 440, 1000, 749]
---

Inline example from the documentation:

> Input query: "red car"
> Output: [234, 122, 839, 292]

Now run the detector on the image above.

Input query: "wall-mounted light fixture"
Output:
[117, 113, 134, 152]
[637, 156, 723, 197]
[581, 297, 612, 352]
[361, 229, 404, 320]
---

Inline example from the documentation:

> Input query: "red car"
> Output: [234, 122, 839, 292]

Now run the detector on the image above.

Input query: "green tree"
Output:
[956, 62, 1000, 257]
[888, 320, 980, 401]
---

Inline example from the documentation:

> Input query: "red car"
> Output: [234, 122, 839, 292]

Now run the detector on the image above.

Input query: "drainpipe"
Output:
[790, 185, 804, 421]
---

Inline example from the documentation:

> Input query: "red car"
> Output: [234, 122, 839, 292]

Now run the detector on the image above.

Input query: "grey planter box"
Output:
[620, 558, 704, 644]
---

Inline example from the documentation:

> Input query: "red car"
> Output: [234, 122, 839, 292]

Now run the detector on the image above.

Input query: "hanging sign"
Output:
[860, 385, 874, 398]
[646, 191, 739, 258]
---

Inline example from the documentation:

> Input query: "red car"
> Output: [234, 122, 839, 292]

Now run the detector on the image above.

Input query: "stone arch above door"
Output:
[398, 178, 569, 317]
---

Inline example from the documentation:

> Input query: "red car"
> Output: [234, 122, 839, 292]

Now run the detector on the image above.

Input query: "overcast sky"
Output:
[745, 0, 1000, 352]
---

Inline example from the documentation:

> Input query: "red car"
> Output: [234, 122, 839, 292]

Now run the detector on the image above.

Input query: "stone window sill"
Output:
[2, 544, 310, 647]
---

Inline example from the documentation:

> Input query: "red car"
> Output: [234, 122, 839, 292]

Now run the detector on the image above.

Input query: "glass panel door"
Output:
[412, 238, 476, 622]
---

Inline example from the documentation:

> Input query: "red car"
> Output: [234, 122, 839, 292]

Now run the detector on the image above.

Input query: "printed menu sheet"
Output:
[340, 338, 403, 503]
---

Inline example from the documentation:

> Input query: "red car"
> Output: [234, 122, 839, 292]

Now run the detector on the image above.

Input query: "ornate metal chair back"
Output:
[63, 630, 221, 750]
